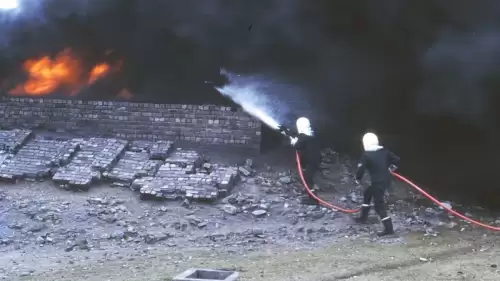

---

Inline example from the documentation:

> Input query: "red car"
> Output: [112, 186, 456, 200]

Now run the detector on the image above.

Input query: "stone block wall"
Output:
[0, 97, 261, 149]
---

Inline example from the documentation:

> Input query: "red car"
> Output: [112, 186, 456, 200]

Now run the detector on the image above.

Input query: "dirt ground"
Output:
[10, 230, 500, 281]
[0, 147, 499, 281]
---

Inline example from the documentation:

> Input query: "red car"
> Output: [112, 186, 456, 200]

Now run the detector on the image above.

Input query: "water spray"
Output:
[212, 69, 288, 131]
[0, 0, 18, 11]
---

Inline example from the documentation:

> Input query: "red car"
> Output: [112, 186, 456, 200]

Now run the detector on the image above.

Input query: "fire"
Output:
[9, 49, 114, 97]
[89, 63, 110, 84]
[117, 88, 133, 100]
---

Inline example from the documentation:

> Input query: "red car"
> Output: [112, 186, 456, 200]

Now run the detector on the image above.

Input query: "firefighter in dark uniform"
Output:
[285, 117, 322, 204]
[355, 132, 400, 236]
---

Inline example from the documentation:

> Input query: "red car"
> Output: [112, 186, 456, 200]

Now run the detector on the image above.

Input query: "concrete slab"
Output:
[173, 268, 239, 281]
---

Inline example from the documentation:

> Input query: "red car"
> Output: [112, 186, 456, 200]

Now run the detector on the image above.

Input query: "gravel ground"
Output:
[10, 231, 500, 281]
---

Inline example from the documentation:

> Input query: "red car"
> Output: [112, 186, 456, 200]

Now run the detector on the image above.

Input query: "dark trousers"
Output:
[301, 160, 318, 188]
[361, 182, 389, 220]
[300, 160, 320, 202]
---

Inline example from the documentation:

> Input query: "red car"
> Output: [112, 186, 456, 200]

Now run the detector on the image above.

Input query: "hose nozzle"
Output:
[278, 125, 294, 138]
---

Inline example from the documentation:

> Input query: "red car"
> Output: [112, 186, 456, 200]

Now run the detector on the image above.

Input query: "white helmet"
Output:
[296, 117, 313, 136]
[362, 132, 380, 151]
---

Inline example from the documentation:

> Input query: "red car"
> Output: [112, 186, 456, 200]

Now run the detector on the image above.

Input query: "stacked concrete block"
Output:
[149, 140, 174, 160]
[0, 139, 79, 180]
[0, 153, 14, 167]
[133, 149, 239, 202]
[155, 162, 195, 178]
[133, 177, 178, 200]
[128, 140, 153, 152]
[52, 138, 127, 189]
[211, 165, 240, 196]
[0, 129, 33, 153]
[134, 176, 219, 201]
[103, 151, 162, 185]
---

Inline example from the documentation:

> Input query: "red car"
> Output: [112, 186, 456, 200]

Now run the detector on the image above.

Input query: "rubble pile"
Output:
[132, 149, 239, 201]
[52, 138, 127, 189]
[0, 129, 33, 153]
[0, 139, 79, 180]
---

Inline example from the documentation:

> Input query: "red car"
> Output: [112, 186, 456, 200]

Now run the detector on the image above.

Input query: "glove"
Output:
[278, 125, 293, 137]
[389, 164, 398, 172]
[290, 137, 298, 146]
[354, 179, 360, 185]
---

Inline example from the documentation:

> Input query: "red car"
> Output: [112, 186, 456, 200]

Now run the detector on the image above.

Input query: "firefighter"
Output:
[354, 132, 400, 236]
[289, 117, 322, 204]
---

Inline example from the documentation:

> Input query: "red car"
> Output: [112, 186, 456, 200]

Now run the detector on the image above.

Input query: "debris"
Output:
[238, 166, 252, 177]
[222, 204, 240, 215]
[279, 176, 292, 184]
[252, 210, 267, 217]
[439, 202, 452, 210]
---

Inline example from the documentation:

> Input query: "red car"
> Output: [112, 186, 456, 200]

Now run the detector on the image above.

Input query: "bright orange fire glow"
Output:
[9, 49, 115, 97]
[89, 63, 110, 84]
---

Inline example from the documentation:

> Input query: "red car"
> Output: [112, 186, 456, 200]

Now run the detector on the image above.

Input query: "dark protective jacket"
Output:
[355, 147, 400, 184]
[294, 133, 322, 168]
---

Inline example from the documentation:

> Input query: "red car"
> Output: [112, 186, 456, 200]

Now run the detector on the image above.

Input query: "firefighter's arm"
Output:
[291, 135, 305, 149]
[388, 150, 400, 172]
[355, 154, 367, 183]
[388, 150, 400, 165]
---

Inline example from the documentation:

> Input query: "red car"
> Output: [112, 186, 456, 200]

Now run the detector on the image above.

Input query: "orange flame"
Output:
[89, 63, 110, 84]
[117, 88, 133, 100]
[9, 49, 114, 97]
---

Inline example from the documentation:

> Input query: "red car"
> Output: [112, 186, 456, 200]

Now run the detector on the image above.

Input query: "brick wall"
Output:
[0, 97, 262, 149]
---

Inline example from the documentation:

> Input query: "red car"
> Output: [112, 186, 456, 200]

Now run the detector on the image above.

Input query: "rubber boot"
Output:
[300, 189, 318, 205]
[377, 218, 395, 236]
[354, 206, 370, 224]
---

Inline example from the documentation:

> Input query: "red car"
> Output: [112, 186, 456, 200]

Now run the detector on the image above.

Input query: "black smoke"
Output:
[1, 0, 500, 208]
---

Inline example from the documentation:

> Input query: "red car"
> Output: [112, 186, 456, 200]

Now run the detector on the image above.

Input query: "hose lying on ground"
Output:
[296, 151, 500, 231]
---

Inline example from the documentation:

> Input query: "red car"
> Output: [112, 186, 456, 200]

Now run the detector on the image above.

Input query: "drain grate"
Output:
[173, 268, 239, 281]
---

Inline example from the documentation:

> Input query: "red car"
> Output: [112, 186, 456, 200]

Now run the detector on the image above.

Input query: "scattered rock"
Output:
[279, 176, 292, 184]
[238, 166, 252, 177]
[27, 223, 46, 233]
[8, 222, 23, 230]
[65, 237, 89, 252]
[98, 215, 117, 224]
[88, 197, 108, 205]
[125, 226, 138, 237]
[222, 204, 240, 215]
[252, 210, 267, 217]
[181, 199, 191, 208]
[142, 232, 171, 244]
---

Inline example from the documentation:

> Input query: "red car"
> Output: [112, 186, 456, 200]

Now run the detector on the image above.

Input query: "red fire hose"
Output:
[295, 152, 361, 213]
[296, 152, 500, 231]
